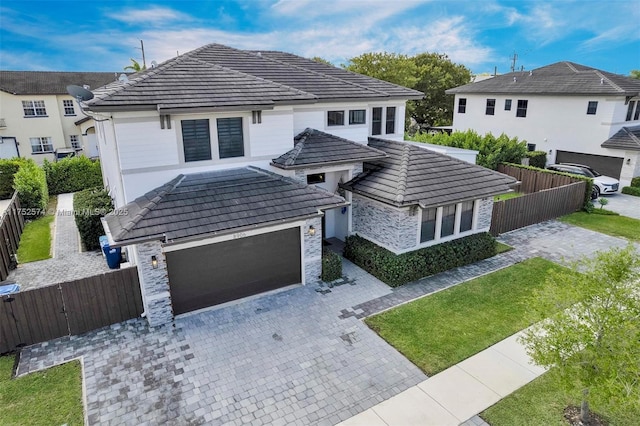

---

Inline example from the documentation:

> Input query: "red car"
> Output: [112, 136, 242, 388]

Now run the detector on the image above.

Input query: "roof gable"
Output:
[271, 128, 386, 169]
[601, 125, 640, 151]
[0, 71, 118, 95]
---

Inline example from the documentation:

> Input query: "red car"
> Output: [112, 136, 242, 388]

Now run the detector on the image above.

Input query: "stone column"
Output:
[136, 241, 174, 327]
[303, 217, 322, 285]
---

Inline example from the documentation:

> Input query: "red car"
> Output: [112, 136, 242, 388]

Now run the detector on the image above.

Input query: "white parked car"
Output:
[547, 163, 619, 197]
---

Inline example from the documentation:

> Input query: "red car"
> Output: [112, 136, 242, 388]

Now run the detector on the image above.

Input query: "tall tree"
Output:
[310, 56, 333, 66]
[631, 70, 640, 79]
[521, 245, 640, 423]
[124, 58, 146, 72]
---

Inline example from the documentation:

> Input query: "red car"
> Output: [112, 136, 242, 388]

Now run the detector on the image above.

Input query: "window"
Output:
[181, 119, 211, 162]
[327, 111, 344, 126]
[306, 173, 325, 184]
[485, 99, 496, 115]
[504, 99, 512, 110]
[420, 208, 436, 243]
[63, 99, 75, 115]
[440, 204, 456, 237]
[385, 107, 396, 134]
[30, 137, 53, 153]
[22, 100, 47, 117]
[460, 201, 474, 233]
[458, 98, 467, 113]
[349, 109, 366, 125]
[527, 143, 536, 152]
[635, 103, 640, 121]
[372, 107, 382, 135]
[626, 101, 636, 121]
[516, 100, 528, 117]
[217, 117, 244, 159]
[69, 135, 81, 149]
[586, 101, 598, 115]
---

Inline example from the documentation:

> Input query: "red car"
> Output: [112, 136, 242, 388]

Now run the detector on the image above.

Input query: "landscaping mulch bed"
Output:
[563, 405, 608, 426]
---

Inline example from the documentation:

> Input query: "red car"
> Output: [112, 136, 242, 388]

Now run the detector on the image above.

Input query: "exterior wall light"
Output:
[151, 255, 158, 269]
[308, 226, 316, 236]
[627, 158, 631, 165]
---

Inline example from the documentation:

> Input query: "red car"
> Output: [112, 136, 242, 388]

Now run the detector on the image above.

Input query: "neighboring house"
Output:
[446, 62, 640, 186]
[89, 43, 514, 326]
[0, 71, 119, 162]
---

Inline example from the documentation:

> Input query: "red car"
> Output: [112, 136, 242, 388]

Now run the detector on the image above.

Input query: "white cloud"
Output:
[106, 6, 191, 25]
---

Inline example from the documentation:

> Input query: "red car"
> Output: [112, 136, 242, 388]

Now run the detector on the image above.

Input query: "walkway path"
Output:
[9, 193, 110, 290]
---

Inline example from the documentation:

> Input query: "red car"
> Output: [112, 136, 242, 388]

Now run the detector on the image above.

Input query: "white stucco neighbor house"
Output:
[86, 43, 515, 326]
[446, 62, 640, 186]
[0, 71, 119, 162]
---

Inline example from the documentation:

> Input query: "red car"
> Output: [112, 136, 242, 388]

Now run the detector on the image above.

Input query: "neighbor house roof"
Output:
[445, 62, 640, 97]
[87, 43, 423, 112]
[601, 125, 640, 151]
[340, 138, 516, 208]
[271, 128, 386, 170]
[103, 167, 347, 245]
[0, 71, 118, 95]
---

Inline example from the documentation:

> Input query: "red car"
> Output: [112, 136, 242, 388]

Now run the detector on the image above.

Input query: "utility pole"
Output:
[510, 52, 518, 73]
[140, 40, 147, 69]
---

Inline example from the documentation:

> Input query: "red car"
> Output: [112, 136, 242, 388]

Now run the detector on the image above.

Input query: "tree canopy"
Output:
[124, 58, 146, 72]
[631, 70, 640, 79]
[345, 52, 471, 128]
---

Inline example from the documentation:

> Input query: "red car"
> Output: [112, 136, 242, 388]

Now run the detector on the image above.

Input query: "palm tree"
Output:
[124, 58, 146, 72]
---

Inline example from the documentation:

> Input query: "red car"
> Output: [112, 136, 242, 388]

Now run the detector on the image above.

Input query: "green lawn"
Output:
[365, 257, 566, 375]
[16, 196, 56, 263]
[481, 368, 636, 426]
[494, 191, 524, 201]
[495, 241, 513, 254]
[0, 355, 84, 425]
[559, 211, 640, 242]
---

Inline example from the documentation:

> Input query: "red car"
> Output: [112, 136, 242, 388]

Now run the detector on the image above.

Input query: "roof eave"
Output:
[271, 155, 387, 170]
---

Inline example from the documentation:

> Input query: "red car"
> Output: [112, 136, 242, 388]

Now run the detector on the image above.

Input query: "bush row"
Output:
[524, 151, 547, 168]
[622, 186, 640, 197]
[344, 233, 497, 287]
[73, 188, 113, 250]
[0, 158, 29, 199]
[321, 250, 342, 282]
[631, 177, 640, 188]
[43, 157, 103, 195]
[13, 161, 48, 219]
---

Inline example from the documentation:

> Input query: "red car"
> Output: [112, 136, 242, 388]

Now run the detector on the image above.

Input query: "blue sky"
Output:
[1, 0, 639, 75]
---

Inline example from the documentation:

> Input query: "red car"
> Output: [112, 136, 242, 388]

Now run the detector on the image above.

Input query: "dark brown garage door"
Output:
[166, 228, 301, 315]
[556, 150, 623, 179]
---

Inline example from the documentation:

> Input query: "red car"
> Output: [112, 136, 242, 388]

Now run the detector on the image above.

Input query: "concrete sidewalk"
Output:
[338, 329, 546, 426]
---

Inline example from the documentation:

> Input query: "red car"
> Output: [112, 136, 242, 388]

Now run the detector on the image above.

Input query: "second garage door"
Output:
[556, 150, 623, 179]
[166, 228, 302, 315]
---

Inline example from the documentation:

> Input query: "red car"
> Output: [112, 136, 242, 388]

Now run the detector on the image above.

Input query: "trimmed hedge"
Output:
[525, 151, 547, 168]
[73, 188, 113, 250]
[344, 233, 497, 287]
[631, 177, 640, 188]
[43, 157, 103, 195]
[13, 160, 48, 219]
[622, 186, 640, 197]
[0, 158, 28, 199]
[321, 250, 342, 282]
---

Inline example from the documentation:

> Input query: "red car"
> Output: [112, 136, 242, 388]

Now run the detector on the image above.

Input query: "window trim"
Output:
[485, 99, 496, 116]
[327, 110, 345, 127]
[63, 99, 76, 116]
[458, 98, 467, 114]
[22, 100, 47, 117]
[504, 99, 512, 111]
[516, 99, 528, 118]
[306, 173, 325, 185]
[418, 201, 478, 246]
[586, 101, 598, 115]
[30, 136, 54, 153]
[626, 101, 636, 121]
[348, 109, 366, 125]
[216, 117, 245, 159]
[69, 135, 81, 150]
[385, 107, 396, 134]
[179, 115, 250, 164]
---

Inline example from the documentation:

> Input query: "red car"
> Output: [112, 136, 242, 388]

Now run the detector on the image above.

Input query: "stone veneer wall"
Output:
[136, 241, 173, 327]
[477, 197, 493, 230]
[352, 195, 419, 253]
[303, 217, 322, 284]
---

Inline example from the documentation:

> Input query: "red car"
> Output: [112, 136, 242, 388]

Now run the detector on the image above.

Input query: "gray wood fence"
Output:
[1, 267, 142, 354]
[0, 192, 25, 281]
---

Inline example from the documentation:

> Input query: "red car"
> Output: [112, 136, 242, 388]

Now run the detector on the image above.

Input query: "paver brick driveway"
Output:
[17, 262, 426, 426]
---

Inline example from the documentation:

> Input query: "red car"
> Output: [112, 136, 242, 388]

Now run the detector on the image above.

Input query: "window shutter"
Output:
[217, 118, 244, 159]
[182, 119, 212, 162]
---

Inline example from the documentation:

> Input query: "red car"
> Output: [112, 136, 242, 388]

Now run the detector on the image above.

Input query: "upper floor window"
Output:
[504, 99, 512, 111]
[636, 104, 640, 121]
[349, 109, 366, 125]
[371, 106, 396, 136]
[626, 100, 639, 121]
[458, 98, 467, 114]
[182, 119, 212, 162]
[306, 173, 325, 184]
[30, 137, 53, 153]
[63, 99, 76, 116]
[516, 100, 528, 118]
[485, 99, 496, 115]
[22, 100, 47, 117]
[69, 135, 81, 149]
[586, 101, 598, 115]
[372, 107, 382, 135]
[386, 107, 396, 134]
[217, 117, 244, 159]
[327, 111, 344, 126]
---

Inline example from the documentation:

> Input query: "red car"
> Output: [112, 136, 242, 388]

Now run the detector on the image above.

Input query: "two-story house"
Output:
[446, 62, 640, 186]
[87, 43, 514, 326]
[0, 71, 119, 162]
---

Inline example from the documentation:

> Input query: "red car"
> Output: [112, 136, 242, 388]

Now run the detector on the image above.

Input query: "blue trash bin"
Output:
[0, 283, 20, 296]
[99, 235, 121, 269]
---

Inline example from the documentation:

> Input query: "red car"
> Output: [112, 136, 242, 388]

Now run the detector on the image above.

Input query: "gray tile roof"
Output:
[0, 71, 118, 95]
[271, 128, 386, 169]
[341, 138, 516, 208]
[446, 62, 640, 96]
[88, 44, 423, 112]
[104, 166, 347, 245]
[601, 125, 640, 151]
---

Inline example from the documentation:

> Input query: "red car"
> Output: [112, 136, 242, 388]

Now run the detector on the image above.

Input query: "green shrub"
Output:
[43, 157, 103, 195]
[622, 186, 640, 197]
[73, 188, 113, 250]
[344, 233, 497, 287]
[525, 151, 547, 168]
[630, 177, 640, 188]
[13, 160, 48, 219]
[321, 250, 342, 282]
[0, 158, 28, 199]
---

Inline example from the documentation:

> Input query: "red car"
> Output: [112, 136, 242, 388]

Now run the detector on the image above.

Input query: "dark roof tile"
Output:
[0, 71, 119, 95]
[601, 125, 640, 151]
